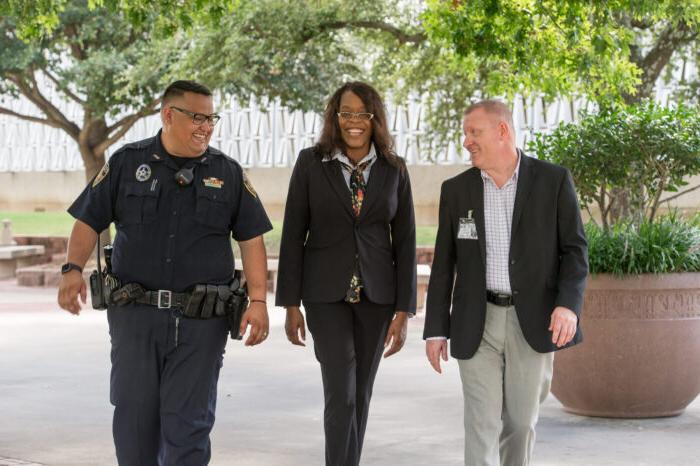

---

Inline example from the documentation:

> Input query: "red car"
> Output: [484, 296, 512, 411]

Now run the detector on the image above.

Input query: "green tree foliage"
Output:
[1, 0, 428, 163]
[423, 0, 700, 104]
[0, 1, 179, 180]
[3, 0, 699, 157]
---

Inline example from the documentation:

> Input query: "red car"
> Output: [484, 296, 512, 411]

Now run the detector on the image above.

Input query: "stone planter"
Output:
[551, 273, 700, 418]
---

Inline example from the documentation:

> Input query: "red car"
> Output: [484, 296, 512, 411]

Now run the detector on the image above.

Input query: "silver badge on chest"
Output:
[135, 164, 152, 182]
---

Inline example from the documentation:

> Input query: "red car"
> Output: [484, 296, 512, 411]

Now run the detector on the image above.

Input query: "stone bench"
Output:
[416, 264, 431, 314]
[0, 245, 46, 279]
[235, 258, 278, 293]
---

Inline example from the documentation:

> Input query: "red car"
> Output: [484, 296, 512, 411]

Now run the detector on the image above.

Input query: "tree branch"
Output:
[96, 99, 161, 155]
[42, 69, 86, 105]
[0, 106, 52, 126]
[315, 20, 426, 44]
[659, 183, 700, 204]
[627, 21, 698, 102]
[106, 98, 161, 134]
[630, 18, 653, 30]
[585, 204, 599, 227]
[7, 72, 81, 140]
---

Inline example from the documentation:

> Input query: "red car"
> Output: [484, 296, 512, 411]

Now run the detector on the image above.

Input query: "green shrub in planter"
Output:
[586, 213, 700, 275]
[529, 101, 700, 229]
[533, 103, 700, 420]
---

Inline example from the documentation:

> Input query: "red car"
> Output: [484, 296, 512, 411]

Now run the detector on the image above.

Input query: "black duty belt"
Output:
[486, 290, 514, 307]
[135, 289, 189, 309]
[102, 273, 248, 340]
[110, 282, 238, 320]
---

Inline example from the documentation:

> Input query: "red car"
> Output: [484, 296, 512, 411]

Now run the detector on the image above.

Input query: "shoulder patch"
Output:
[242, 171, 258, 199]
[122, 136, 155, 151]
[92, 162, 109, 187]
[206, 145, 224, 157]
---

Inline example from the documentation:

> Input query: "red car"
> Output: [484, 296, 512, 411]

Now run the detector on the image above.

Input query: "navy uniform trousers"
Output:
[305, 296, 395, 466]
[107, 303, 229, 466]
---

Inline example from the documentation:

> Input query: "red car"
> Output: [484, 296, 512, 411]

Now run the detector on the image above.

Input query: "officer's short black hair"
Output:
[162, 80, 212, 104]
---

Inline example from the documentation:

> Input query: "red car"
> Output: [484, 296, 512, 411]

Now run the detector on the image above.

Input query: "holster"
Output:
[111, 282, 145, 306]
[90, 272, 122, 309]
[90, 270, 107, 310]
[226, 275, 248, 340]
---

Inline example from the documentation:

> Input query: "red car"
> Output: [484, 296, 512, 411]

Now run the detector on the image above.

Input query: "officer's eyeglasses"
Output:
[171, 106, 221, 126]
[337, 112, 374, 121]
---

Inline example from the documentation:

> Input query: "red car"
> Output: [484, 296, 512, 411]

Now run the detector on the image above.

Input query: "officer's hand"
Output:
[240, 301, 269, 346]
[285, 306, 306, 346]
[58, 270, 87, 315]
[383, 311, 408, 358]
[426, 339, 448, 374]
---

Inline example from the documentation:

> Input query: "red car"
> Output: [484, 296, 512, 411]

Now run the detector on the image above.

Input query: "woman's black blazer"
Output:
[275, 147, 417, 313]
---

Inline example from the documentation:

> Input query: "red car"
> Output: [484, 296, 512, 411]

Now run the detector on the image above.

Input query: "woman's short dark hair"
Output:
[315, 82, 404, 169]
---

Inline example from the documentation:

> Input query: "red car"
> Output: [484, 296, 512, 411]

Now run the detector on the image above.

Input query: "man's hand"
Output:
[549, 306, 578, 347]
[57, 220, 96, 315]
[285, 306, 306, 346]
[57, 270, 87, 315]
[383, 311, 408, 358]
[426, 339, 448, 374]
[239, 301, 269, 346]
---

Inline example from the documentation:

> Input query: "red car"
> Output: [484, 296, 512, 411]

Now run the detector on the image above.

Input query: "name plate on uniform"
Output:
[203, 177, 224, 189]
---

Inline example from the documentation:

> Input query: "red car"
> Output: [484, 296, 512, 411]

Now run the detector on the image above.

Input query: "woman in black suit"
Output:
[276, 81, 417, 466]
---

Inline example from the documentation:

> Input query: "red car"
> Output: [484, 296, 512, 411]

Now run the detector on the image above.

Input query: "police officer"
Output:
[57, 80, 273, 465]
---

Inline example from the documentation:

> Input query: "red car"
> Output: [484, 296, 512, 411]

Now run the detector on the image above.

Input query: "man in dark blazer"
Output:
[423, 100, 588, 466]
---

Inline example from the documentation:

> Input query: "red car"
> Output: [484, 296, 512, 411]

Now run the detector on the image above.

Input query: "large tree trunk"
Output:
[623, 21, 696, 105]
[79, 118, 109, 181]
[78, 118, 111, 247]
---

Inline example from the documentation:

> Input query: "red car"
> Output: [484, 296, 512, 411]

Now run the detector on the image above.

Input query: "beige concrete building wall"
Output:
[2, 169, 699, 225]
[0, 171, 87, 211]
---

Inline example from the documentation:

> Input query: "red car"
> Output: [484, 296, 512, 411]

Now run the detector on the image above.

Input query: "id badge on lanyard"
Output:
[457, 209, 478, 240]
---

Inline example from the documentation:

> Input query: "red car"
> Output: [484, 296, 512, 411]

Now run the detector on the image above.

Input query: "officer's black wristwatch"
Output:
[60, 262, 83, 274]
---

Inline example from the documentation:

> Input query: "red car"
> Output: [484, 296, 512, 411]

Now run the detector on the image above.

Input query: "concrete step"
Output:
[16, 259, 94, 287]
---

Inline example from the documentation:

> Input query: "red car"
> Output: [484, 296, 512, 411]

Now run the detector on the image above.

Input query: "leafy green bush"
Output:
[529, 102, 700, 229]
[586, 214, 700, 275]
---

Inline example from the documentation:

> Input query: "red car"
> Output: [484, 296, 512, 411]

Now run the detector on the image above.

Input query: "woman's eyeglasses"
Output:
[337, 112, 374, 121]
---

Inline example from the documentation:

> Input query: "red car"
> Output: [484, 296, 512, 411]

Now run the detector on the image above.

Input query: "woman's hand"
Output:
[285, 306, 306, 346]
[383, 311, 408, 358]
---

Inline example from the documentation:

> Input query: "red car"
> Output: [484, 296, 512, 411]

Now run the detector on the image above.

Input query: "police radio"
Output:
[89, 235, 120, 310]
[174, 166, 194, 186]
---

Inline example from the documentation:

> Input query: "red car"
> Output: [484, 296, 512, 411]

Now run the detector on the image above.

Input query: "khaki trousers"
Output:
[457, 303, 553, 466]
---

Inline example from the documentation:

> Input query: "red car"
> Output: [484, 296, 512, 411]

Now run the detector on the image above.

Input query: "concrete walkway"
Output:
[1, 279, 698, 466]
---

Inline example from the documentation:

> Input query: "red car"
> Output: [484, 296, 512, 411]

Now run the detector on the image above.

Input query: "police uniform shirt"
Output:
[68, 130, 273, 292]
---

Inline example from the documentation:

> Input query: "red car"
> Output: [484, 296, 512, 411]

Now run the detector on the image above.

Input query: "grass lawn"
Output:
[0, 211, 437, 254]
[0, 210, 75, 236]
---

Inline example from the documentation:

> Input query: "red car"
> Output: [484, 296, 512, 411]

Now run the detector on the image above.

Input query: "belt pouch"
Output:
[215, 286, 232, 317]
[184, 284, 206, 317]
[200, 284, 218, 319]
